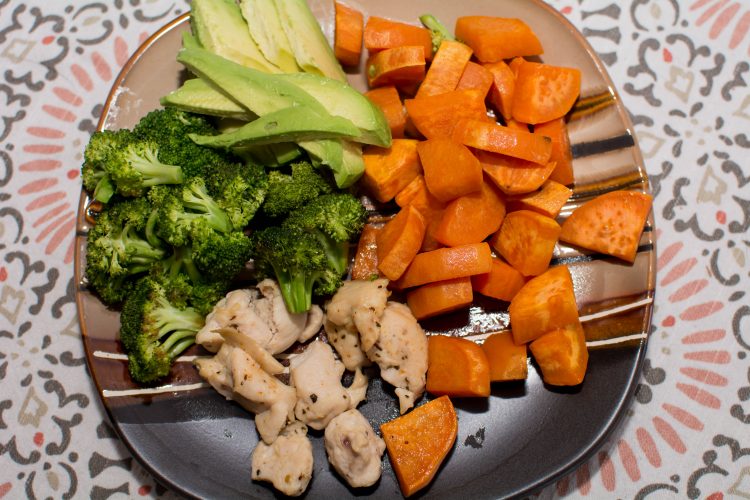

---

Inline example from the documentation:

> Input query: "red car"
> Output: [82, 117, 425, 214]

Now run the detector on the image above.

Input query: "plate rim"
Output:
[74, 2, 656, 498]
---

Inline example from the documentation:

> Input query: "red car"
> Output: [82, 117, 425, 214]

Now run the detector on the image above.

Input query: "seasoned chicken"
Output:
[289, 341, 352, 430]
[324, 409, 385, 488]
[196, 279, 323, 354]
[251, 422, 313, 497]
[195, 343, 296, 444]
[326, 279, 390, 352]
[366, 302, 428, 414]
[346, 368, 369, 409]
[324, 319, 370, 371]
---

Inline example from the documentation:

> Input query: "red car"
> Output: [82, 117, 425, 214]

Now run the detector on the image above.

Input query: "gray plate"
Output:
[75, 1, 656, 498]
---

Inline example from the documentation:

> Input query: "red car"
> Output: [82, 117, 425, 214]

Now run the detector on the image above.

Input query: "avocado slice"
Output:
[273, 0, 347, 82]
[161, 78, 254, 120]
[278, 73, 391, 147]
[181, 31, 202, 50]
[191, 0, 281, 74]
[239, 0, 300, 73]
[234, 143, 303, 166]
[337, 141, 365, 188]
[189, 106, 360, 149]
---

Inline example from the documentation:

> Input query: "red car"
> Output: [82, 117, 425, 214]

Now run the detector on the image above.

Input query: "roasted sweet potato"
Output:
[452, 118, 552, 164]
[491, 210, 561, 276]
[377, 205, 426, 280]
[334, 2, 364, 67]
[366, 46, 426, 88]
[351, 224, 383, 280]
[471, 257, 527, 302]
[512, 61, 581, 124]
[416, 40, 473, 98]
[454, 16, 543, 62]
[476, 149, 557, 195]
[485, 60, 515, 121]
[365, 86, 406, 138]
[381, 395, 458, 497]
[481, 332, 528, 381]
[559, 190, 653, 263]
[394, 242, 493, 289]
[434, 180, 506, 247]
[364, 16, 433, 60]
[406, 277, 473, 320]
[534, 118, 574, 185]
[417, 138, 483, 202]
[506, 180, 572, 218]
[393, 174, 447, 252]
[405, 89, 487, 139]
[427, 335, 491, 397]
[456, 61, 495, 98]
[508, 265, 579, 345]
[529, 320, 589, 386]
[362, 139, 421, 203]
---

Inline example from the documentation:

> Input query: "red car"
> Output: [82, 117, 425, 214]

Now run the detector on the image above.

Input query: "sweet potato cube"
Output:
[534, 118, 574, 185]
[456, 61, 494, 98]
[365, 86, 406, 138]
[471, 257, 527, 302]
[417, 138, 483, 203]
[434, 181, 506, 247]
[406, 277, 473, 320]
[376, 205, 426, 280]
[427, 335, 491, 397]
[452, 118, 552, 165]
[404, 89, 487, 139]
[393, 175, 447, 252]
[484, 60, 515, 121]
[381, 395, 457, 497]
[394, 242, 493, 289]
[506, 180, 572, 218]
[481, 332, 528, 381]
[454, 16, 543, 62]
[366, 46, 426, 88]
[491, 210, 561, 276]
[508, 265, 579, 345]
[529, 320, 589, 386]
[362, 139, 421, 203]
[334, 2, 364, 67]
[559, 190, 653, 263]
[351, 224, 383, 280]
[364, 16, 433, 60]
[476, 149, 556, 195]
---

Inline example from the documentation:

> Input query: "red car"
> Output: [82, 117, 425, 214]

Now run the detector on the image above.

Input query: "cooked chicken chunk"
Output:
[366, 302, 428, 414]
[289, 341, 352, 430]
[324, 409, 385, 488]
[326, 279, 390, 352]
[196, 279, 323, 354]
[324, 319, 370, 371]
[195, 343, 296, 444]
[251, 422, 313, 497]
[346, 368, 369, 409]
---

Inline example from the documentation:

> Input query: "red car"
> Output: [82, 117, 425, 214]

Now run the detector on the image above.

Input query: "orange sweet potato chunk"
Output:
[394, 242, 493, 289]
[376, 205, 426, 280]
[406, 277, 473, 320]
[471, 257, 527, 302]
[506, 180, 572, 218]
[529, 320, 589, 386]
[481, 332, 528, 381]
[351, 224, 383, 280]
[381, 395, 458, 497]
[434, 181, 506, 247]
[476, 149, 556, 195]
[559, 190, 653, 263]
[362, 139, 421, 203]
[491, 210, 561, 277]
[365, 86, 406, 138]
[508, 265, 579, 345]
[427, 335, 491, 397]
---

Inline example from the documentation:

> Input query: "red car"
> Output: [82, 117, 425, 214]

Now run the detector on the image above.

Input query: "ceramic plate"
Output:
[75, 1, 656, 498]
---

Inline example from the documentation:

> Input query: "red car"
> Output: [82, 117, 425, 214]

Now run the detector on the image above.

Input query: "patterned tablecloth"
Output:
[1, 0, 749, 498]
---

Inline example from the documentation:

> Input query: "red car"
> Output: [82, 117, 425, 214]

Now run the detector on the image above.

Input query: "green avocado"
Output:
[239, 0, 300, 73]
[160, 78, 254, 121]
[190, 0, 280, 73]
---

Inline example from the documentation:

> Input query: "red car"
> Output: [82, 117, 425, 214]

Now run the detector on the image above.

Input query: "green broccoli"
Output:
[107, 140, 185, 197]
[204, 160, 268, 229]
[120, 276, 205, 383]
[250, 226, 333, 314]
[420, 14, 455, 54]
[85, 198, 166, 304]
[133, 107, 239, 179]
[283, 193, 367, 275]
[190, 218, 252, 282]
[261, 161, 333, 218]
[81, 129, 133, 203]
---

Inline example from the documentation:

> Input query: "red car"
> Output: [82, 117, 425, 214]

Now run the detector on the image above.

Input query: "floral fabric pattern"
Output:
[0, 1, 747, 498]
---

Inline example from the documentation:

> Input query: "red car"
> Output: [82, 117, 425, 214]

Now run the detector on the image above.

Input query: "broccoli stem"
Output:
[93, 175, 115, 203]
[182, 182, 233, 233]
[419, 14, 455, 53]
[275, 267, 313, 314]
[129, 147, 185, 186]
[162, 330, 196, 357]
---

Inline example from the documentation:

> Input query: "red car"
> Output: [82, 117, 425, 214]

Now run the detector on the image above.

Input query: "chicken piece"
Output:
[195, 343, 296, 444]
[347, 368, 369, 409]
[290, 341, 351, 430]
[324, 409, 386, 488]
[366, 302, 428, 414]
[251, 422, 313, 497]
[196, 279, 323, 355]
[324, 319, 370, 371]
[326, 279, 390, 352]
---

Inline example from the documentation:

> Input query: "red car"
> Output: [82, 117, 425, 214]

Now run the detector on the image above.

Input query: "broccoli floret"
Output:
[251, 226, 333, 314]
[107, 140, 184, 197]
[190, 219, 252, 281]
[81, 129, 133, 203]
[204, 160, 268, 229]
[85, 198, 166, 304]
[261, 161, 333, 218]
[283, 193, 366, 275]
[133, 108, 238, 179]
[152, 179, 233, 246]
[120, 276, 205, 383]
[420, 14, 455, 54]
